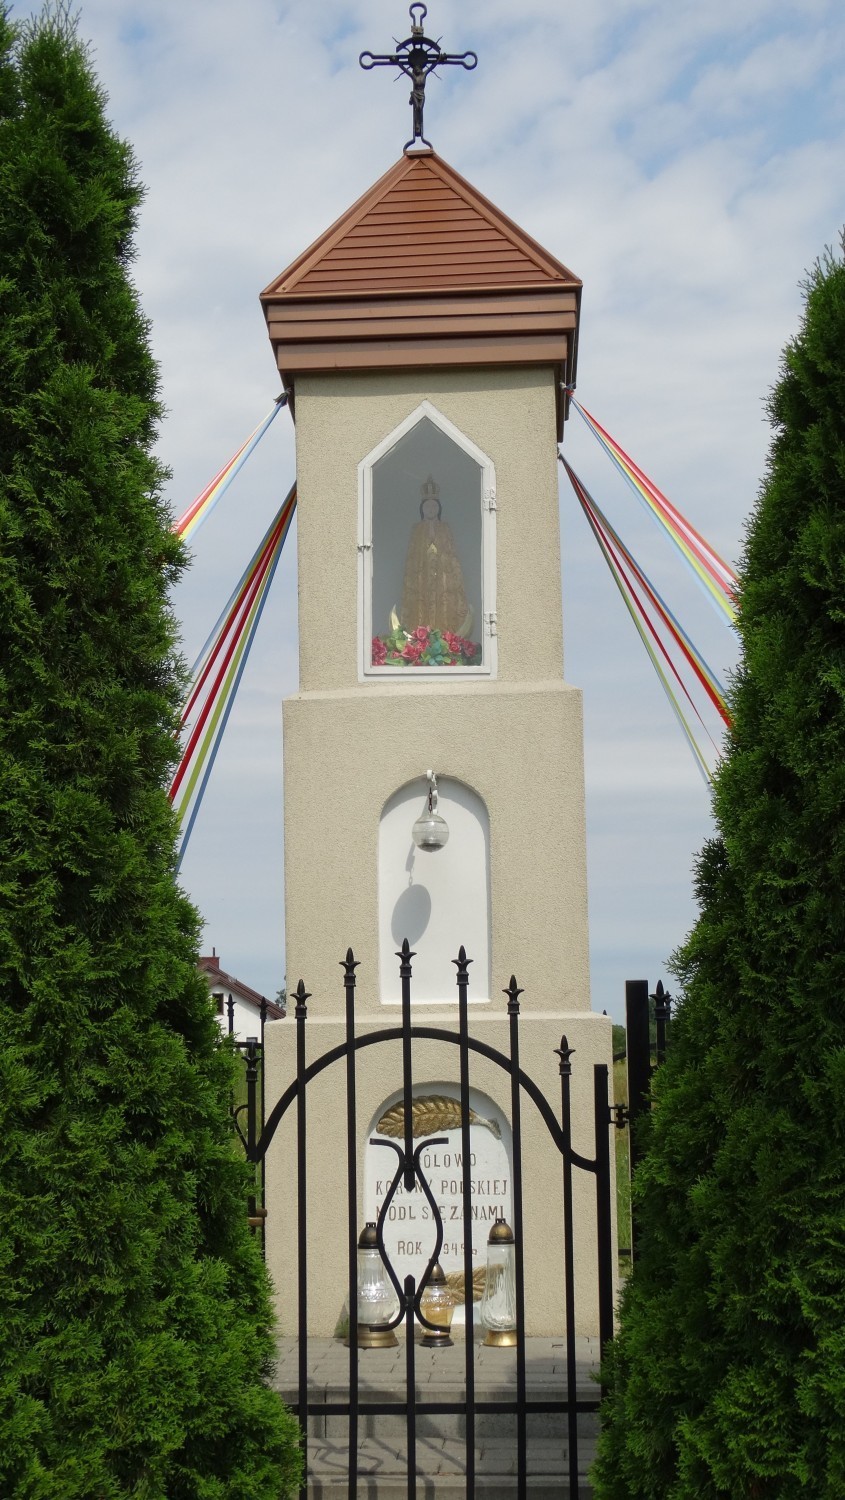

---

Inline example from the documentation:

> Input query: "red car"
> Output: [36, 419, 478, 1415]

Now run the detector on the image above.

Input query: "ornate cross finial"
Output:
[360, 4, 477, 154]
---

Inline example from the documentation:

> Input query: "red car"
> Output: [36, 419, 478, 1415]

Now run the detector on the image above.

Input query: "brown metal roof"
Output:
[264, 152, 580, 297]
[261, 151, 582, 435]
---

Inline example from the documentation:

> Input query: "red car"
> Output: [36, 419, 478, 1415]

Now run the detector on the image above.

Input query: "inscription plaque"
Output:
[363, 1084, 512, 1312]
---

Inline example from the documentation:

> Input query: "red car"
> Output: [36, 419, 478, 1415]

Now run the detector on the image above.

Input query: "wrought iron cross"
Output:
[360, 3, 477, 154]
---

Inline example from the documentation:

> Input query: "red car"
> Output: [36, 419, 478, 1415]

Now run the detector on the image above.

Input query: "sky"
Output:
[19, 0, 845, 1019]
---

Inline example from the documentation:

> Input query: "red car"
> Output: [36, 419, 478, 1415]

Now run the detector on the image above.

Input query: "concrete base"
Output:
[263, 1008, 616, 1339]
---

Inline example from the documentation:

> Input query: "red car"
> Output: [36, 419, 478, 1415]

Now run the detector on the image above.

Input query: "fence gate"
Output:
[237, 942, 615, 1499]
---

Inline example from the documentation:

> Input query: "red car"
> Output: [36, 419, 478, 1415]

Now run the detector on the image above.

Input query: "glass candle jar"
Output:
[354, 1222, 399, 1349]
[480, 1218, 517, 1347]
[418, 1261, 456, 1346]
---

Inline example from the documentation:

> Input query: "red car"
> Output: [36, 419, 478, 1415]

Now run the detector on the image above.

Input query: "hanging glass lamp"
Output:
[411, 769, 449, 851]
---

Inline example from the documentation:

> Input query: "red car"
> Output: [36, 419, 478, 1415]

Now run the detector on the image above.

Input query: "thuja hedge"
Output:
[0, 6, 300, 1496]
[593, 240, 845, 1498]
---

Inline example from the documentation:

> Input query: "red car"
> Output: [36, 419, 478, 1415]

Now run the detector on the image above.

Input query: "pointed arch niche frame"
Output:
[358, 400, 498, 681]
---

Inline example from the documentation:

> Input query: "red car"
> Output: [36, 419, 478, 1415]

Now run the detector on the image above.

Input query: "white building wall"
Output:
[210, 990, 264, 1042]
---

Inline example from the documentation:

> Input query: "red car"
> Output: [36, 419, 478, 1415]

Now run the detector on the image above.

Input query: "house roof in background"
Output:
[199, 954, 285, 1019]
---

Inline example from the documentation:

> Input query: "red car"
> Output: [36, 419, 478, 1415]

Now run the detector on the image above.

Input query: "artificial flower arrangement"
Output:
[372, 625, 480, 667]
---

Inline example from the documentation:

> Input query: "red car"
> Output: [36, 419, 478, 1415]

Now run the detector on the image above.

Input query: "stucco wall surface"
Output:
[271, 361, 612, 1343]
[282, 682, 590, 1020]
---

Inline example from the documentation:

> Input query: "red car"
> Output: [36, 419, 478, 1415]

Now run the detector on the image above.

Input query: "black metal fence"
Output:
[235, 943, 616, 1500]
[623, 979, 672, 1179]
[617, 979, 673, 1266]
[230, 998, 269, 1255]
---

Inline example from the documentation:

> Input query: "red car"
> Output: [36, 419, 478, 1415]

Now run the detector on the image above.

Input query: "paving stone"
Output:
[307, 1437, 595, 1497]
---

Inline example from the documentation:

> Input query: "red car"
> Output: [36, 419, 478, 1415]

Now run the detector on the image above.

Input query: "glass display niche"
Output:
[369, 416, 487, 672]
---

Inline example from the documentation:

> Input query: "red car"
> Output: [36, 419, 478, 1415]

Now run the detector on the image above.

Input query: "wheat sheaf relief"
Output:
[444, 1267, 488, 1303]
[375, 1095, 501, 1140]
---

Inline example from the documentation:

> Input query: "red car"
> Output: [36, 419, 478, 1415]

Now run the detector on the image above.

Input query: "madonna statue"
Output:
[397, 476, 473, 637]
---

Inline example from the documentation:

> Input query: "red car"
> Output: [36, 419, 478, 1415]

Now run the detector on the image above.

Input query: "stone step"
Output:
[312, 1399, 600, 1441]
[275, 1359, 600, 1442]
[273, 1336, 602, 1494]
[306, 1434, 596, 1499]
[323, 1410, 600, 1442]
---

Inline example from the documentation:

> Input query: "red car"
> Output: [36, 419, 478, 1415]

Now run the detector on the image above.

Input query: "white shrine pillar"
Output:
[260, 151, 616, 1336]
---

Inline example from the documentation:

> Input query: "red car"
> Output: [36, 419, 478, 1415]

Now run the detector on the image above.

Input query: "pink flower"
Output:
[371, 638, 387, 666]
[411, 626, 430, 644]
[402, 641, 424, 663]
[463, 641, 477, 659]
[442, 631, 460, 653]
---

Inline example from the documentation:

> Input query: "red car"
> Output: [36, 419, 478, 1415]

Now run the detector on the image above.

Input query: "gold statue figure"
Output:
[396, 476, 473, 637]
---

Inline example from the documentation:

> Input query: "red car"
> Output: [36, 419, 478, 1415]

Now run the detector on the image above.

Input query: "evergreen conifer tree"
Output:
[0, 6, 301, 1494]
[593, 238, 845, 1498]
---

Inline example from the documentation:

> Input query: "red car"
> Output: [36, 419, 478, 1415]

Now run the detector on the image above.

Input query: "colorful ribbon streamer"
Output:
[181, 493, 295, 726]
[171, 485, 297, 866]
[562, 458, 727, 784]
[568, 395, 737, 626]
[172, 395, 288, 543]
[563, 459, 730, 729]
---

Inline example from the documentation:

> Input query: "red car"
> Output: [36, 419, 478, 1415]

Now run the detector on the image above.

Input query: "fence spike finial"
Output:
[555, 1034, 575, 1076]
[396, 937, 416, 968]
[504, 975, 523, 1014]
[652, 980, 672, 1021]
[341, 947, 360, 976]
[452, 945, 473, 973]
[294, 979, 311, 1019]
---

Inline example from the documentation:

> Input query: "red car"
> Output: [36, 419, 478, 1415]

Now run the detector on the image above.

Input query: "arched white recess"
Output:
[358, 401, 497, 681]
[363, 1082, 512, 1320]
[379, 776, 491, 1005]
